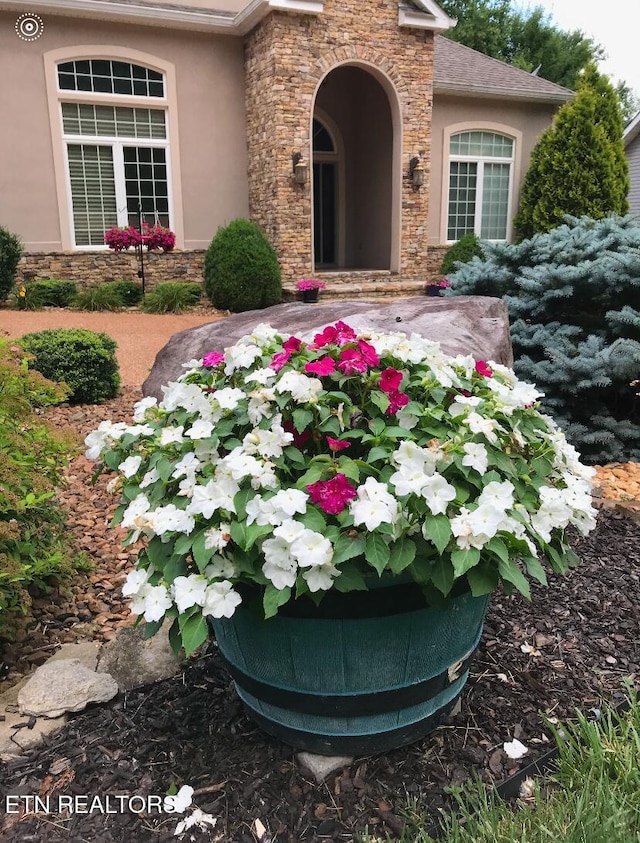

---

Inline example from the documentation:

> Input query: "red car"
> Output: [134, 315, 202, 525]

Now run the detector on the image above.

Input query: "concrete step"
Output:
[282, 278, 428, 302]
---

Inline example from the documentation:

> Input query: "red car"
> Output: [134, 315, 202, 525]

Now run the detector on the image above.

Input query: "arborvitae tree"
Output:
[446, 215, 640, 464]
[514, 68, 630, 239]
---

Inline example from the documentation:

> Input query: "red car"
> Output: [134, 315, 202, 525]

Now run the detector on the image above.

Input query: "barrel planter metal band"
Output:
[210, 581, 490, 756]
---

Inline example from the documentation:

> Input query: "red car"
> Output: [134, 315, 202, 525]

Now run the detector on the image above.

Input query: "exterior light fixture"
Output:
[409, 156, 424, 189]
[292, 152, 308, 185]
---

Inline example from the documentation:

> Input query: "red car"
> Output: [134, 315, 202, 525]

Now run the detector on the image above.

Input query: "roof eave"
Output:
[623, 111, 640, 147]
[398, 3, 455, 31]
[433, 82, 574, 105]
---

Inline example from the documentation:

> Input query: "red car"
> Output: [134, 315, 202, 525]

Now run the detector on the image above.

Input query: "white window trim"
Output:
[440, 122, 522, 246]
[44, 45, 184, 251]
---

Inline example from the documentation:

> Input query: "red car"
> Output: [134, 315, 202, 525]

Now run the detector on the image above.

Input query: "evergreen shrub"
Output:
[204, 218, 282, 312]
[439, 233, 485, 275]
[106, 280, 144, 307]
[0, 340, 85, 638]
[142, 282, 201, 314]
[0, 226, 23, 303]
[447, 214, 640, 463]
[19, 328, 121, 404]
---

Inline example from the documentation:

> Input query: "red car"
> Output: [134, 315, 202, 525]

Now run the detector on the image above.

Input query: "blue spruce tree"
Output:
[447, 215, 640, 463]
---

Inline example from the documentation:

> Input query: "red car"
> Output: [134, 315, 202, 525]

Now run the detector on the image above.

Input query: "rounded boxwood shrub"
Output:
[19, 328, 120, 404]
[0, 226, 23, 303]
[105, 280, 144, 307]
[16, 279, 77, 309]
[439, 233, 485, 276]
[204, 218, 282, 312]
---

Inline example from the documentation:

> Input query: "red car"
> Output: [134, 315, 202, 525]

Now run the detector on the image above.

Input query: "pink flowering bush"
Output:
[104, 224, 175, 252]
[296, 278, 326, 291]
[86, 321, 596, 654]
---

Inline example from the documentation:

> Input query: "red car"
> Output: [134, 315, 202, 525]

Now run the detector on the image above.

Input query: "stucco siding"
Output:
[0, 11, 248, 252]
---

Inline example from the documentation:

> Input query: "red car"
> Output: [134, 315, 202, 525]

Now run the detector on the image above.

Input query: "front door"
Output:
[313, 160, 337, 267]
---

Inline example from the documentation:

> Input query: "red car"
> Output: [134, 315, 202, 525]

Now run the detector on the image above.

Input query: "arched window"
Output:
[447, 131, 514, 242]
[56, 58, 171, 248]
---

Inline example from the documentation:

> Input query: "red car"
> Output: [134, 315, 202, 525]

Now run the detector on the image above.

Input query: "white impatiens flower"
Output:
[290, 529, 333, 568]
[185, 419, 214, 440]
[164, 785, 194, 814]
[223, 342, 263, 374]
[172, 574, 208, 613]
[174, 807, 218, 836]
[124, 423, 154, 438]
[171, 453, 202, 480]
[140, 467, 160, 489]
[160, 425, 185, 446]
[262, 537, 297, 589]
[148, 504, 195, 536]
[201, 580, 242, 618]
[477, 480, 514, 511]
[303, 562, 341, 592]
[139, 584, 173, 622]
[121, 494, 152, 535]
[132, 395, 158, 422]
[275, 371, 323, 403]
[242, 425, 293, 459]
[161, 382, 212, 417]
[117, 455, 142, 478]
[269, 489, 308, 519]
[245, 367, 276, 386]
[273, 519, 306, 543]
[462, 442, 489, 475]
[203, 525, 231, 552]
[122, 567, 151, 597]
[204, 554, 236, 579]
[211, 387, 245, 411]
[350, 477, 399, 530]
[84, 420, 127, 460]
[421, 473, 457, 516]
[463, 411, 500, 444]
[187, 478, 238, 519]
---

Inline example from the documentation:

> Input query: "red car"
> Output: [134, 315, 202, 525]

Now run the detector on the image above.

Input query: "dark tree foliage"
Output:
[446, 215, 640, 464]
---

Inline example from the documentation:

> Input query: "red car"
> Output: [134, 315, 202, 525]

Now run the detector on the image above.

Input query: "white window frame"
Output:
[44, 46, 184, 251]
[440, 123, 522, 246]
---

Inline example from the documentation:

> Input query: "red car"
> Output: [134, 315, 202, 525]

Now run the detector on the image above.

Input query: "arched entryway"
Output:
[313, 65, 396, 271]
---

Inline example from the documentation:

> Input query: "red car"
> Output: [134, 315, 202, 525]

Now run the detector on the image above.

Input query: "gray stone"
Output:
[297, 752, 354, 783]
[0, 710, 67, 761]
[17, 659, 118, 718]
[47, 641, 102, 671]
[142, 297, 512, 399]
[96, 622, 181, 691]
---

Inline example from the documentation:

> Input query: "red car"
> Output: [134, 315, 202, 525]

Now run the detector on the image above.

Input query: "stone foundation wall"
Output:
[18, 251, 206, 289]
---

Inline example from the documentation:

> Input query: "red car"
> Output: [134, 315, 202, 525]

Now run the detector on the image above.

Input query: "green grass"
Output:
[361, 687, 640, 843]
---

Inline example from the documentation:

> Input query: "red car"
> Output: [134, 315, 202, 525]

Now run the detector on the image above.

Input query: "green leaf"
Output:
[466, 562, 498, 596]
[296, 464, 328, 487]
[366, 446, 389, 463]
[230, 520, 250, 552]
[332, 532, 366, 565]
[301, 507, 327, 534]
[142, 620, 163, 639]
[156, 456, 174, 482]
[431, 555, 455, 596]
[293, 408, 314, 432]
[364, 533, 390, 575]
[389, 537, 417, 574]
[233, 488, 254, 521]
[369, 418, 386, 436]
[167, 617, 183, 656]
[370, 391, 390, 413]
[283, 446, 306, 467]
[485, 537, 510, 566]
[333, 562, 368, 592]
[336, 458, 360, 483]
[423, 514, 452, 554]
[146, 536, 173, 568]
[178, 612, 209, 656]
[192, 530, 216, 572]
[451, 547, 481, 578]
[498, 557, 531, 599]
[263, 584, 291, 619]
[174, 533, 194, 556]
[524, 555, 548, 586]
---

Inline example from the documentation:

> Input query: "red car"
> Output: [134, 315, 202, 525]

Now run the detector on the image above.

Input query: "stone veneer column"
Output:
[243, 0, 433, 282]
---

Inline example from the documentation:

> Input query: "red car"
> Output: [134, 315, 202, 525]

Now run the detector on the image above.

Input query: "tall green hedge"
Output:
[0, 225, 23, 302]
[203, 218, 282, 312]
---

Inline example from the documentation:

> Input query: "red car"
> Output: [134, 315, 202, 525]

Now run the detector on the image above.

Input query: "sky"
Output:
[519, 0, 640, 99]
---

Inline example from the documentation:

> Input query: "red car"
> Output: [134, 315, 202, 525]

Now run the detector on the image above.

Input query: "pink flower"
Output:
[357, 340, 380, 367]
[311, 322, 357, 348]
[386, 389, 409, 415]
[327, 436, 350, 451]
[305, 357, 336, 376]
[334, 322, 357, 343]
[296, 278, 326, 291]
[283, 337, 302, 352]
[475, 361, 493, 378]
[306, 474, 357, 514]
[270, 350, 292, 371]
[202, 351, 224, 367]
[337, 347, 368, 375]
[379, 367, 403, 393]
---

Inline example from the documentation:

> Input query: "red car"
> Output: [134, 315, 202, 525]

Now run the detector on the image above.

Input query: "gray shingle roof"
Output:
[434, 35, 574, 104]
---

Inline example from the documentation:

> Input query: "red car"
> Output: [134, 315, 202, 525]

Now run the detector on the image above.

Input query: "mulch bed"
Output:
[1, 509, 638, 842]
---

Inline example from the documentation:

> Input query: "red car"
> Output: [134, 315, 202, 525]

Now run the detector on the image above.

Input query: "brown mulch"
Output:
[0, 391, 639, 842]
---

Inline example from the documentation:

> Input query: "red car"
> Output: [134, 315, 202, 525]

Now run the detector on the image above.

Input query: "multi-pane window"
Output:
[447, 131, 514, 242]
[58, 60, 171, 248]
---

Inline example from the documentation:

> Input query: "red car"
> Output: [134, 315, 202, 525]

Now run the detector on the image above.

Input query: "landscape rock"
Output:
[17, 659, 118, 718]
[47, 640, 103, 670]
[297, 752, 354, 783]
[0, 709, 67, 761]
[142, 297, 512, 398]
[96, 622, 182, 691]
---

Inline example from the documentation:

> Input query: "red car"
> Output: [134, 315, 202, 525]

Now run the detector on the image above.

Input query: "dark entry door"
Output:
[313, 161, 336, 267]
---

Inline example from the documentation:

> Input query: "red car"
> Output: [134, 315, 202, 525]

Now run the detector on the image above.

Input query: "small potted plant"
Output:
[296, 277, 326, 303]
[87, 321, 596, 754]
[426, 276, 451, 297]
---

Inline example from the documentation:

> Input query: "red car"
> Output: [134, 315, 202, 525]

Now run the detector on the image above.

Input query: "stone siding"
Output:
[18, 251, 206, 289]
[243, 0, 434, 282]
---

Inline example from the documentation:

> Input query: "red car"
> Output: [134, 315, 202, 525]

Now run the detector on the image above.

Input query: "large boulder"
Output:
[142, 297, 512, 399]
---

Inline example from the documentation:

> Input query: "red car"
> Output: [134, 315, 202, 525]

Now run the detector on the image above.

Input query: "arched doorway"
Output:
[313, 65, 395, 271]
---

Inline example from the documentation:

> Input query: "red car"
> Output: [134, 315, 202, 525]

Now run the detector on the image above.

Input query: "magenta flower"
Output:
[326, 436, 350, 451]
[283, 419, 311, 448]
[311, 321, 357, 348]
[306, 474, 357, 514]
[283, 336, 302, 352]
[379, 367, 403, 393]
[386, 389, 409, 415]
[475, 360, 493, 378]
[305, 357, 336, 376]
[337, 347, 368, 375]
[357, 340, 380, 367]
[202, 351, 224, 367]
[270, 350, 292, 371]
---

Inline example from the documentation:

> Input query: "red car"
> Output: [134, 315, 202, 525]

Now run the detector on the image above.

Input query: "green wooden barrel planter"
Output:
[210, 577, 490, 756]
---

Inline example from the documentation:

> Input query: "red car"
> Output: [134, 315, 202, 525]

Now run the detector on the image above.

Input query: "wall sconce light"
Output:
[409, 156, 424, 189]
[292, 152, 308, 185]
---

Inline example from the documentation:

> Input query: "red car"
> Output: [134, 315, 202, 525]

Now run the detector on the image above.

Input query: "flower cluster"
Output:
[296, 278, 327, 291]
[428, 277, 451, 289]
[87, 321, 596, 654]
[104, 224, 176, 252]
